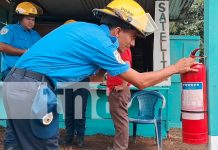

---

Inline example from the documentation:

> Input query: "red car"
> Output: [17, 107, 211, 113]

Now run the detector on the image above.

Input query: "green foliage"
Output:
[170, 0, 204, 39]
[170, 0, 204, 61]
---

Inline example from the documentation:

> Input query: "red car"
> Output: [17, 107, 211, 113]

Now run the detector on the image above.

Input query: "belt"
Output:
[9, 68, 54, 90]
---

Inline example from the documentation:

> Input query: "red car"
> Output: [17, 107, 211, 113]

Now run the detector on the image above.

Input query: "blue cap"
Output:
[31, 85, 59, 139]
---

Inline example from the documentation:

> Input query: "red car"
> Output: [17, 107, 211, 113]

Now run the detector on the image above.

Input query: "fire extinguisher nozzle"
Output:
[190, 48, 200, 57]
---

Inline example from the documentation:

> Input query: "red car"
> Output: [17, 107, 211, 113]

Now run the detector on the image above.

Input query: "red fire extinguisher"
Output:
[181, 48, 208, 144]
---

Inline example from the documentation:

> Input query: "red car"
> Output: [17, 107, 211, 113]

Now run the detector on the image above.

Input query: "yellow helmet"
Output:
[64, 19, 76, 24]
[15, 2, 43, 16]
[93, 0, 158, 37]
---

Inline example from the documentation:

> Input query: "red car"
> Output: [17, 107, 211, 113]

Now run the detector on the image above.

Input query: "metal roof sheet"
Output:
[0, 0, 194, 21]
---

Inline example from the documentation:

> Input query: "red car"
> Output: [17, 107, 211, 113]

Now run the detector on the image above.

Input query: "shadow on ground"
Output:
[0, 127, 207, 150]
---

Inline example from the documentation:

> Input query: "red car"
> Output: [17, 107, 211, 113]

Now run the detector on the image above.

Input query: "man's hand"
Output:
[112, 85, 126, 92]
[174, 57, 199, 74]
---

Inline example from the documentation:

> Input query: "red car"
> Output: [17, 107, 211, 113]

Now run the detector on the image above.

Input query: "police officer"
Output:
[0, 2, 43, 150]
[3, 0, 197, 149]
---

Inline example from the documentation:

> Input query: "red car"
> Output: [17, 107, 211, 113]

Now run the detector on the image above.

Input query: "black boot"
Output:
[59, 135, 73, 146]
[75, 136, 84, 148]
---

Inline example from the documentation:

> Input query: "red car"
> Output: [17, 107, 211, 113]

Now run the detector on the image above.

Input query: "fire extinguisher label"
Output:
[182, 82, 204, 120]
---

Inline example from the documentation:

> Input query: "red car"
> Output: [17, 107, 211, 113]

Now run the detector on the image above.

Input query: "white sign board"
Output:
[153, 1, 171, 86]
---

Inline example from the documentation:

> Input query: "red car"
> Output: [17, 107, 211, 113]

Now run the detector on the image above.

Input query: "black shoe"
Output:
[75, 136, 84, 148]
[59, 135, 73, 146]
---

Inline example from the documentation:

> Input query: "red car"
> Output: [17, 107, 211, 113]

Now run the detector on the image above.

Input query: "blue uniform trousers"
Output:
[2, 68, 18, 150]
[64, 79, 89, 138]
[3, 68, 59, 150]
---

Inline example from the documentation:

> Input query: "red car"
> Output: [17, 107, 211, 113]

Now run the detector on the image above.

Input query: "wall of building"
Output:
[167, 36, 201, 130]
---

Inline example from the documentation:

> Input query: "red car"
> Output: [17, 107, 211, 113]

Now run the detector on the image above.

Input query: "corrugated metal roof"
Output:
[0, 0, 10, 10]
[169, 0, 194, 21]
[0, 0, 194, 21]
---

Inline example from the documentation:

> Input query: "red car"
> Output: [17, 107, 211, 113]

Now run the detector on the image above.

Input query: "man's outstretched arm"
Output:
[119, 57, 197, 90]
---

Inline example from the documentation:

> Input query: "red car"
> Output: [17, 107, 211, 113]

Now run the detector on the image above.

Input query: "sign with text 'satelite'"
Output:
[153, 1, 170, 86]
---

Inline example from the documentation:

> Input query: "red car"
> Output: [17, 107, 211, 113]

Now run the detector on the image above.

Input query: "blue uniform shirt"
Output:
[15, 22, 129, 84]
[0, 23, 41, 72]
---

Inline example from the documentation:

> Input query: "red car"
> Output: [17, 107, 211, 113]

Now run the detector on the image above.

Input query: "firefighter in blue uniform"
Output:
[0, 2, 42, 80]
[3, 0, 197, 149]
[0, 2, 42, 150]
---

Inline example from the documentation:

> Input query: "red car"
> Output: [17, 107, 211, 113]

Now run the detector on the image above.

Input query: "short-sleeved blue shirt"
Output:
[15, 22, 130, 83]
[0, 23, 41, 72]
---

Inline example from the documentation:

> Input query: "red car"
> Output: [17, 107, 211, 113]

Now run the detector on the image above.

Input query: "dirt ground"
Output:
[0, 126, 207, 150]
